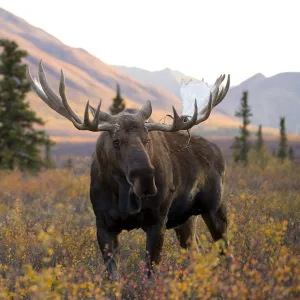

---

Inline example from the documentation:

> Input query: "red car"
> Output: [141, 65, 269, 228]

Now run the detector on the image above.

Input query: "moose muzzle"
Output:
[128, 166, 157, 198]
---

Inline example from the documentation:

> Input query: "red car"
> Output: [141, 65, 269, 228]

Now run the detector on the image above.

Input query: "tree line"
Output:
[231, 91, 294, 166]
[0, 39, 126, 171]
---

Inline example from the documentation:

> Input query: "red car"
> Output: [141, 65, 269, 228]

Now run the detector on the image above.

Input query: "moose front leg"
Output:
[145, 221, 166, 278]
[96, 221, 120, 281]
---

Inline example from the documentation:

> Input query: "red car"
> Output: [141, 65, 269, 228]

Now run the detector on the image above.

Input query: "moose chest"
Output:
[96, 174, 162, 232]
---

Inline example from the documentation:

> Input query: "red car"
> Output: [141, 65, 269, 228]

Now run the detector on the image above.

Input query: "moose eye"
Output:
[113, 139, 120, 147]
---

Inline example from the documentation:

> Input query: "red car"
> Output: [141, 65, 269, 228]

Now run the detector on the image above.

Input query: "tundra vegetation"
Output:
[0, 160, 299, 299]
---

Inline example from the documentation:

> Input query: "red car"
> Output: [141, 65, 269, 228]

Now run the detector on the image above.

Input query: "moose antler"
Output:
[145, 74, 230, 132]
[199, 74, 230, 115]
[27, 60, 230, 134]
[26, 60, 115, 131]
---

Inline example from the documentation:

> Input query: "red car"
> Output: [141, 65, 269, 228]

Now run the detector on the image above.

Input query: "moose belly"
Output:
[166, 193, 197, 229]
[105, 207, 159, 232]
[104, 186, 199, 232]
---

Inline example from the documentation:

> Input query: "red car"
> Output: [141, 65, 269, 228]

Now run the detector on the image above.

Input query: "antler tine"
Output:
[174, 100, 198, 131]
[93, 101, 102, 127]
[213, 74, 225, 87]
[59, 72, 114, 131]
[84, 100, 114, 131]
[83, 101, 93, 128]
[59, 69, 83, 125]
[195, 91, 214, 125]
[38, 61, 63, 111]
[26, 62, 70, 121]
[145, 100, 198, 132]
[83, 100, 109, 131]
[26, 66, 51, 106]
[27, 60, 115, 132]
[89, 104, 96, 117]
[214, 74, 230, 107]
[200, 74, 230, 114]
[83, 100, 107, 131]
[88, 101, 114, 123]
[38, 60, 80, 123]
[170, 106, 181, 130]
[89, 100, 115, 131]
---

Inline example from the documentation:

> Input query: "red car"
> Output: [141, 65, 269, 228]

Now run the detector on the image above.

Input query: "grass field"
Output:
[0, 157, 299, 299]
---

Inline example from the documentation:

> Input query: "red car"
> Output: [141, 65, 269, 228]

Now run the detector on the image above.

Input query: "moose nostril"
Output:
[128, 167, 154, 180]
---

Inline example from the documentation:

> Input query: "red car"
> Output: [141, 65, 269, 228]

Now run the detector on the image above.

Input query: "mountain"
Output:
[115, 66, 192, 99]
[0, 7, 290, 142]
[219, 73, 300, 133]
[116, 66, 300, 134]
[0, 8, 183, 141]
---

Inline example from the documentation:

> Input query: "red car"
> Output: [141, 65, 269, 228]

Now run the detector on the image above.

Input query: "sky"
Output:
[1, 0, 300, 86]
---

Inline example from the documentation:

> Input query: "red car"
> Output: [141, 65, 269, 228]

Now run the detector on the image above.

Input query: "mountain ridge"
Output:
[0, 8, 184, 141]
[1, 7, 295, 142]
[115, 65, 300, 133]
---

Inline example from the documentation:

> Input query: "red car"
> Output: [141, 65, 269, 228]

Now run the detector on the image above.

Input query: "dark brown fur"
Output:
[25, 62, 230, 281]
[90, 109, 228, 280]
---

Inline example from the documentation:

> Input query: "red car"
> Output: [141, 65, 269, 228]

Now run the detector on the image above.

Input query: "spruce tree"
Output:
[231, 91, 252, 165]
[64, 158, 73, 170]
[230, 136, 242, 163]
[255, 125, 264, 152]
[109, 83, 125, 115]
[0, 39, 51, 170]
[45, 134, 56, 169]
[288, 146, 294, 161]
[277, 117, 288, 163]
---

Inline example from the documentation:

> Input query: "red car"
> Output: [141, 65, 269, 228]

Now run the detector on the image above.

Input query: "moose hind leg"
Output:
[96, 221, 120, 281]
[201, 202, 228, 253]
[174, 216, 197, 249]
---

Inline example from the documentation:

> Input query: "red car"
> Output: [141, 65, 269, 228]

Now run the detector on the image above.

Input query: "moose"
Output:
[27, 61, 230, 280]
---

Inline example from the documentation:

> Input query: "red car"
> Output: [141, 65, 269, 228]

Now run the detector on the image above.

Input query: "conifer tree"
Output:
[288, 146, 294, 161]
[109, 83, 125, 115]
[45, 134, 56, 169]
[231, 91, 252, 165]
[0, 39, 52, 170]
[255, 125, 264, 152]
[64, 158, 73, 170]
[277, 117, 288, 163]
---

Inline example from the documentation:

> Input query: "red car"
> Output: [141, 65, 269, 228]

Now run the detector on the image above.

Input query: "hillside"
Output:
[220, 73, 300, 133]
[1, 7, 292, 142]
[116, 66, 300, 134]
[0, 8, 181, 141]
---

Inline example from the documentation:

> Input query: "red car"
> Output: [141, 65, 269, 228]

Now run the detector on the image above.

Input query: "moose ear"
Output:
[138, 100, 152, 120]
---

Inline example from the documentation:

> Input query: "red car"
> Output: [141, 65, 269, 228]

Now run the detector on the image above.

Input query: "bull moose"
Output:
[26, 61, 230, 280]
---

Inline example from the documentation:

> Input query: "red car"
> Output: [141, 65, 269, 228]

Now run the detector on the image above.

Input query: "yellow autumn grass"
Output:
[0, 159, 299, 299]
